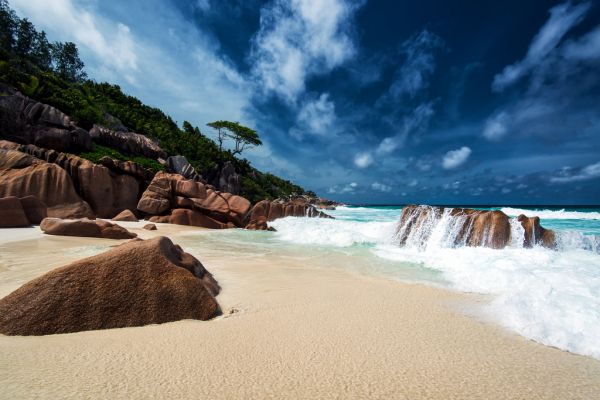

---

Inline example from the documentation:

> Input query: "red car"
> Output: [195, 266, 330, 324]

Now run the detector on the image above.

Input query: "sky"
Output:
[9, 0, 600, 205]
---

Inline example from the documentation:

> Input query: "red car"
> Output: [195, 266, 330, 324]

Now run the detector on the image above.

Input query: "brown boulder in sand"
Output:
[0, 237, 220, 335]
[143, 223, 157, 230]
[40, 218, 137, 240]
[112, 209, 138, 222]
[0, 196, 30, 227]
[18, 195, 47, 224]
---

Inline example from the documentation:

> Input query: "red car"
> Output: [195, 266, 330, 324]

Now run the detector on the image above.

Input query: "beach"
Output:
[1, 221, 600, 399]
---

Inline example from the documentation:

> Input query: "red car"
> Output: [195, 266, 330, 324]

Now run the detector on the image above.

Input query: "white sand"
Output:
[1, 225, 599, 399]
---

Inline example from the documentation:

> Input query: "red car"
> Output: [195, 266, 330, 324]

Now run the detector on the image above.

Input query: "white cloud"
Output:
[371, 182, 392, 192]
[442, 146, 471, 169]
[195, 0, 210, 12]
[295, 93, 336, 136]
[483, 112, 509, 140]
[389, 30, 444, 98]
[563, 25, 600, 61]
[376, 102, 435, 155]
[11, 0, 138, 77]
[354, 152, 373, 168]
[492, 1, 591, 92]
[329, 181, 359, 194]
[550, 161, 600, 183]
[250, 0, 362, 102]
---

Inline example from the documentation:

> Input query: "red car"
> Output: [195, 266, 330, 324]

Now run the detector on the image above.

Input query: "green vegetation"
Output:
[79, 143, 166, 172]
[0, 0, 312, 203]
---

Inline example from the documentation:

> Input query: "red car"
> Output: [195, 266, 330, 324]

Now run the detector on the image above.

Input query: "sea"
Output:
[178, 205, 600, 360]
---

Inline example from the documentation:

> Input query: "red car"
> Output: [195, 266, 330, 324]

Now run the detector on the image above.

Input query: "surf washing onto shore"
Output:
[178, 205, 600, 360]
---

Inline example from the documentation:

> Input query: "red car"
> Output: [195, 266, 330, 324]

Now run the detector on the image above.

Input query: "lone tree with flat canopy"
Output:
[207, 120, 262, 157]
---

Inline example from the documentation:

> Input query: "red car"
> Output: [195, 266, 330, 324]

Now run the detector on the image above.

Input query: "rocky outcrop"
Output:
[395, 205, 557, 250]
[90, 125, 167, 160]
[166, 155, 203, 182]
[517, 214, 556, 248]
[0, 237, 220, 335]
[137, 172, 251, 229]
[17, 195, 47, 224]
[244, 198, 332, 230]
[0, 84, 91, 152]
[97, 156, 154, 183]
[112, 209, 138, 222]
[0, 147, 94, 219]
[0, 141, 144, 218]
[218, 161, 241, 195]
[396, 205, 512, 249]
[40, 218, 137, 240]
[0, 197, 30, 227]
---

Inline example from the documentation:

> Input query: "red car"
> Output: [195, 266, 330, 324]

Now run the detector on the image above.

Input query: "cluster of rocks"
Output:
[396, 204, 556, 249]
[0, 237, 220, 335]
[40, 218, 137, 240]
[245, 198, 333, 230]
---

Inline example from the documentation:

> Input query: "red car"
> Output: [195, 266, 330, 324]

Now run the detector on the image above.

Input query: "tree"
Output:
[32, 31, 52, 70]
[206, 120, 262, 157]
[52, 41, 87, 82]
[15, 18, 35, 58]
[0, 0, 17, 52]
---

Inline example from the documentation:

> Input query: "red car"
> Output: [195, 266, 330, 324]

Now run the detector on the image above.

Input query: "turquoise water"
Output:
[181, 204, 600, 360]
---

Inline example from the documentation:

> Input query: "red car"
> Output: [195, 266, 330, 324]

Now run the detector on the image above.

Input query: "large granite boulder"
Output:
[166, 155, 203, 181]
[517, 214, 556, 249]
[0, 150, 94, 219]
[17, 195, 47, 224]
[0, 141, 143, 218]
[89, 125, 167, 160]
[218, 161, 241, 195]
[149, 209, 233, 229]
[137, 172, 251, 228]
[112, 209, 138, 222]
[0, 196, 30, 227]
[244, 198, 332, 230]
[0, 84, 91, 152]
[40, 218, 137, 239]
[0, 237, 220, 335]
[394, 205, 556, 250]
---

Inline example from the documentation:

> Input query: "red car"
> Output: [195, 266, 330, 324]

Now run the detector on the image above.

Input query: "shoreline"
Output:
[1, 224, 600, 399]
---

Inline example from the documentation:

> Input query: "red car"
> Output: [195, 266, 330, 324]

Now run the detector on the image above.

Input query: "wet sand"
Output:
[1, 223, 599, 399]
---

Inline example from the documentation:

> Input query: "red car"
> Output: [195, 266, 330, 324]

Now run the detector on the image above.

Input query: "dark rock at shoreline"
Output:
[112, 209, 138, 222]
[397, 205, 512, 249]
[90, 125, 167, 160]
[0, 237, 220, 335]
[244, 198, 332, 230]
[40, 217, 137, 239]
[149, 208, 233, 229]
[0, 196, 30, 227]
[517, 214, 556, 248]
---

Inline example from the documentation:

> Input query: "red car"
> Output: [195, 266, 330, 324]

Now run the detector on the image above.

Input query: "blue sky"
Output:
[10, 0, 600, 205]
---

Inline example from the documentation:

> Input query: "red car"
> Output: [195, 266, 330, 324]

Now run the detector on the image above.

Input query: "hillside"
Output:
[0, 0, 313, 203]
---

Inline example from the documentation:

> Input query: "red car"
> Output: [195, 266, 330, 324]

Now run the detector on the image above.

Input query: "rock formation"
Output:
[166, 155, 203, 181]
[143, 223, 157, 230]
[137, 172, 251, 228]
[0, 141, 145, 218]
[244, 198, 332, 230]
[517, 214, 556, 248]
[40, 218, 137, 240]
[90, 125, 167, 160]
[112, 209, 138, 222]
[0, 84, 91, 152]
[0, 237, 220, 335]
[396, 205, 556, 250]
[0, 196, 31, 227]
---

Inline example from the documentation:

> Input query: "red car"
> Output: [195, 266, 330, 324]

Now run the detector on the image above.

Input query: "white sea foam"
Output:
[268, 206, 600, 360]
[501, 207, 600, 220]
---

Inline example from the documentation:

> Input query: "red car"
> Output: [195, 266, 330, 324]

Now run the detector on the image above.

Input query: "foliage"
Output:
[207, 120, 262, 157]
[79, 143, 165, 172]
[0, 1, 312, 202]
